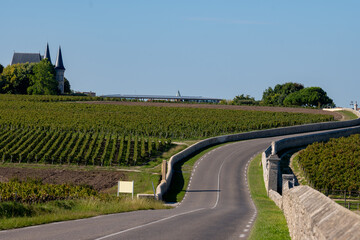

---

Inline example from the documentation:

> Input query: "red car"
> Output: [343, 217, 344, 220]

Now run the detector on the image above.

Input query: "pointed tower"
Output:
[43, 43, 52, 64]
[55, 46, 65, 94]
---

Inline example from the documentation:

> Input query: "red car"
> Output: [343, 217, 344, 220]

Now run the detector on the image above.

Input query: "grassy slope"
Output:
[336, 110, 358, 120]
[248, 154, 290, 240]
[0, 103, 346, 231]
[0, 198, 168, 230]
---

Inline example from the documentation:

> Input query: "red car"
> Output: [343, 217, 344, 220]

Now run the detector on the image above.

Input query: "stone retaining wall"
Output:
[261, 125, 360, 239]
[282, 186, 360, 240]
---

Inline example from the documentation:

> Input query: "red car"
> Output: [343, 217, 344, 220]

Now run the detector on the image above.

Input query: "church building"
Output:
[11, 43, 66, 94]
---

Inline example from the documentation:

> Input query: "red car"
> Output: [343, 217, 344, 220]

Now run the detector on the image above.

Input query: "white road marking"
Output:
[211, 160, 226, 209]
[24, 226, 40, 229]
[244, 229, 249, 232]
[239, 234, 246, 238]
[94, 208, 205, 240]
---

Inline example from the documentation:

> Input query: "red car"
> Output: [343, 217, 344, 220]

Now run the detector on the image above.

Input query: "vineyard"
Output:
[0, 95, 334, 138]
[0, 179, 98, 203]
[0, 126, 170, 166]
[0, 94, 334, 166]
[297, 134, 360, 191]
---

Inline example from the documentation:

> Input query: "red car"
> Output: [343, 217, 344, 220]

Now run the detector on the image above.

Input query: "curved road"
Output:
[0, 133, 323, 240]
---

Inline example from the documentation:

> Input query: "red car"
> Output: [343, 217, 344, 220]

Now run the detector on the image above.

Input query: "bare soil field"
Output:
[81, 101, 342, 120]
[0, 166, 126, 192]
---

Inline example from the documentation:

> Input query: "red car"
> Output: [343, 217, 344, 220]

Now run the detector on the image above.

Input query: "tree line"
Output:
[0, 60, 70, 95]
[230, 82, 335, 108]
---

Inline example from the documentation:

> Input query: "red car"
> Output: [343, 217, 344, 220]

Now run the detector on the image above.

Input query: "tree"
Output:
[283, 87, 335, 108]
[232, 94, 258, 105]
[64, 77, 71, 94]
[262, 82, 304, 105]
[27, 59, 59, 95]
[0, 64, 3, 74]
[0, 63, 34, 94]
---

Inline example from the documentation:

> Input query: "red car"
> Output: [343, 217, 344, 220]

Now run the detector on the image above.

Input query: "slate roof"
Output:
[44, 43, 52, 64]
[55, 46, 65, 70]
[11, 53, 42, 65]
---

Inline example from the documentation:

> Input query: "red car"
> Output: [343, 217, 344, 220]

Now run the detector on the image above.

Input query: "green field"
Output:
[0, 127, 171, 167]
[0, 94, 333, 139]
[297, 134, 360, 191]
[0, 94, 334, 166]
[0, 94, 337, 229]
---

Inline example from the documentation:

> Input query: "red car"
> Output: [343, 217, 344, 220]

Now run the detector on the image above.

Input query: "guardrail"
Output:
[156, 116, 360, 200]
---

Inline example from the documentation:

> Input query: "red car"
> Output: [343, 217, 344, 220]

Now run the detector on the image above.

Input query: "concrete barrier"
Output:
[156, 116, 360, 200]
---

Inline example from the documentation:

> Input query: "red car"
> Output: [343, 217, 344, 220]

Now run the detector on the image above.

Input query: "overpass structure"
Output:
[101, 94, 222, 103]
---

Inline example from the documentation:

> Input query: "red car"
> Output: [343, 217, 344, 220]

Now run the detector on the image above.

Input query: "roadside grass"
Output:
[248, 154, 291, 240]
[336, 110, 358, 120]
[0, 197, 168, 230]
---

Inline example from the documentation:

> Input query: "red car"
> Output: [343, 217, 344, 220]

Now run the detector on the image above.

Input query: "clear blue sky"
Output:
[1, 0, 359, 107]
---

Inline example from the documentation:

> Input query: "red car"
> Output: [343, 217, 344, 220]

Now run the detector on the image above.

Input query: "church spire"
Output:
[44, 43, 51, 63]
[55, 46, 65, 70]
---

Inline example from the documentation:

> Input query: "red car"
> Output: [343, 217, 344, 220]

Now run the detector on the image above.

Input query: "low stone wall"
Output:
[282, 186, 360, 240]
[268, 189, 282, 209]
[262, 126, 360, 240]
[261, 146, 272, 191]
[156, 117, 360, 200]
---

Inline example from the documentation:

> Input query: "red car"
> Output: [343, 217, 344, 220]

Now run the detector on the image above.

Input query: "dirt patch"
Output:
[80, 101, 342, 120]
[0, 166, 126, 192]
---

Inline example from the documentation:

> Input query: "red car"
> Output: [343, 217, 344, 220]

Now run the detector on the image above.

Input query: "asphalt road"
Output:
[0, 134, 311, 240]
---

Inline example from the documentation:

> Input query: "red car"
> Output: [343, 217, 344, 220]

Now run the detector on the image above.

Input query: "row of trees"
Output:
[0, 60, 70, 95]
[231, 82, 335, 108]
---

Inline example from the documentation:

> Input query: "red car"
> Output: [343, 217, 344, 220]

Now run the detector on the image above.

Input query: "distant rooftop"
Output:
[11, 53, 42, 65]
